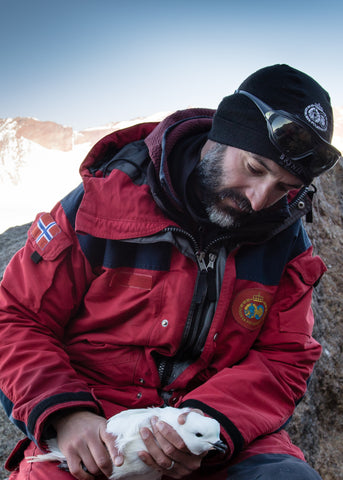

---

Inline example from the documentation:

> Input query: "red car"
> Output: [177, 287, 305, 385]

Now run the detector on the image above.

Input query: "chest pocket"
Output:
[74, 241, 172, 342]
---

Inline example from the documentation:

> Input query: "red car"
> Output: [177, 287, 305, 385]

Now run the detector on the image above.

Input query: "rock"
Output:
[0, 224, 30, 480]
[0, 224, 31, 279]
[15, 118, 73, 152]
[0, 162, 342, 479]
[285, 161, 343, 480]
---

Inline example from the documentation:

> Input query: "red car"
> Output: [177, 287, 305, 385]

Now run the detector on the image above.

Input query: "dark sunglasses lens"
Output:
[269, 114, 340, 175]
[269, 115, 314, 156]
[315, 145, 339, 170]
[297, 149, 338, 176]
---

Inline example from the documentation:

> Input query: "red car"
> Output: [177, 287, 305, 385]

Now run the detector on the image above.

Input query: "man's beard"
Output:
[195, 144, 253, 228]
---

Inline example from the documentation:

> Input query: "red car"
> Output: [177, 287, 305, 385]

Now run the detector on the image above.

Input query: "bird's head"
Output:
[179, 411, 227, 456]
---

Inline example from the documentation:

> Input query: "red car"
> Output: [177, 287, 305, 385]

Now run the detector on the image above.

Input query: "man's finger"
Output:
[99, 423, 123, 473]
[86, 443, 113, 478]
[66, 453, 95, 480]
[139, 427, 174, 469]
[152, 419, 189, 453]
[139, 427, 191, 479]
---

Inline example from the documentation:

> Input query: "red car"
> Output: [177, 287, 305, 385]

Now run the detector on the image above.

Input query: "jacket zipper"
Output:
[158, 227, 231, 387]
[289, 186, 309, 210]
[178, 251, 218, 356]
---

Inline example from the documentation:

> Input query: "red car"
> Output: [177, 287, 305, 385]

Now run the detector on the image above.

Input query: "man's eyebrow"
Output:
[252, 155, 303, 189]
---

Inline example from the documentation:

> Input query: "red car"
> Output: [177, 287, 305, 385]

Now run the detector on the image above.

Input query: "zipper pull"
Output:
[195, 251, 208, 304]
[207, 253, 217, 270]
[196, 251, 207, 271]
[207, 253, 217, 302]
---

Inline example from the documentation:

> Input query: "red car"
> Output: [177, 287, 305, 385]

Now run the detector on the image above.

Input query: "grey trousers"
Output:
[226, 454, 322, 479]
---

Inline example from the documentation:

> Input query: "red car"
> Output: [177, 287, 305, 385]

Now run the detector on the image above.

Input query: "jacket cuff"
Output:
[29, 392, 102, 448]
[180, 399, 244, 460]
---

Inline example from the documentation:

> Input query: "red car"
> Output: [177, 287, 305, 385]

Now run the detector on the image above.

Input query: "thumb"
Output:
[99, 422, 124, 467]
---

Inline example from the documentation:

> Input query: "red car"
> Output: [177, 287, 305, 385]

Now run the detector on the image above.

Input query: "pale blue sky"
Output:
[1, 0, 342, 130]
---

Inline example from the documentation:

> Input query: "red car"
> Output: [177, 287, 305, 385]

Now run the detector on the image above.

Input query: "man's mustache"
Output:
[218, 189, 253, 214]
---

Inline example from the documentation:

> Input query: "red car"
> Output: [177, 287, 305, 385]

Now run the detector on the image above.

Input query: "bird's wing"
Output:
[159, 407, 191, 423]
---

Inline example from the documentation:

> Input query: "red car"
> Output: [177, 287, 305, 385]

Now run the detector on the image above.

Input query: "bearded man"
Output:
[0, 64, 340, 480]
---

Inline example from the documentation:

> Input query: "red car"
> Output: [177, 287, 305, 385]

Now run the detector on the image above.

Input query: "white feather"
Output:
[27, 406, 224, 480]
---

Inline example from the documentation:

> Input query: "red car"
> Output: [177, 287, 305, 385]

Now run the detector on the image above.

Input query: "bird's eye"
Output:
[195, 432, 203, 437]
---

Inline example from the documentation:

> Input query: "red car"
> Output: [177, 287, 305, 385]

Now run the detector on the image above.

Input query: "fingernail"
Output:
[156, 421, 164, 430]
[150, 416, 157, 426]
[140, 428, 149, 439]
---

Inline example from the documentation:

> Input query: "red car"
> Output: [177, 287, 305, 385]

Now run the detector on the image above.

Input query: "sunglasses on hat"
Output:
[235, 89, 341, 178]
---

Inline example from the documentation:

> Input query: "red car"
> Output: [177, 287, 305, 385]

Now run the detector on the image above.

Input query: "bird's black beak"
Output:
[212, 440, 227, 454]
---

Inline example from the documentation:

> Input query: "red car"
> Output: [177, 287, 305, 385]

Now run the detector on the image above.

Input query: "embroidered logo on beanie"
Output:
[304, 103, 328, 132]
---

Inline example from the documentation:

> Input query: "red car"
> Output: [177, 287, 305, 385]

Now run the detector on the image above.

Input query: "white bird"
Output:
[27, 406, 226, 479]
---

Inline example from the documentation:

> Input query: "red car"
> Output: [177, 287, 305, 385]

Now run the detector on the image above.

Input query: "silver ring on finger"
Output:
[166, 460, 175, 470]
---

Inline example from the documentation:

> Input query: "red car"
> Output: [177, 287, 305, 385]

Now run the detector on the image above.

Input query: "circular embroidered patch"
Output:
[232, 288, 273, 331]
[304, 103, 328, 132]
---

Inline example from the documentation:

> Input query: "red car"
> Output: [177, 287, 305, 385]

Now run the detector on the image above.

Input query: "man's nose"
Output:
[246, 184, 271, 211]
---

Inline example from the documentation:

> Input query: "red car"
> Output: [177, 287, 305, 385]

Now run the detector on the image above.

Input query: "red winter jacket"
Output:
[0, 110, 325, 471]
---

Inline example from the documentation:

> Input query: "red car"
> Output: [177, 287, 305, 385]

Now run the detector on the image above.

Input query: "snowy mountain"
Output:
[0, 113, 168, 234]
[0, 109, 342, 235]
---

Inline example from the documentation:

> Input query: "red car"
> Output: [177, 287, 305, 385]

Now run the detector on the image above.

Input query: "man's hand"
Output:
[138, 409, 207, 479]
[51, 411, 122, 480]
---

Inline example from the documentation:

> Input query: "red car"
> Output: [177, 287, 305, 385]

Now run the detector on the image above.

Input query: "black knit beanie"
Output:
[208, 64, 334, 184]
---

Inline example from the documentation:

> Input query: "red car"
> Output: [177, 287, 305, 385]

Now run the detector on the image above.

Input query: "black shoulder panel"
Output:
[60, 183, 85, 230]
[236, 219, 312, 285]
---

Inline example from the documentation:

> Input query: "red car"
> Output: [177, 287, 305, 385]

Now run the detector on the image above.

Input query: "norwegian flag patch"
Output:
[31, 213, 61, 250]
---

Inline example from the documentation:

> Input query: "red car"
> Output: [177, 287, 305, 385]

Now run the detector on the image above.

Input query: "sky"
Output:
[1, 0, 343, 131]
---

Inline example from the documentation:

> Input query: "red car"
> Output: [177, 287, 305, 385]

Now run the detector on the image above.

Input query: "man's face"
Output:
[196, 141, 303, 228]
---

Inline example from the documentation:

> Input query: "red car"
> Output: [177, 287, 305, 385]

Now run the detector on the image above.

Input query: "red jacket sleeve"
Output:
[181, 248, 325, 459]
[0, 204, 101, 448]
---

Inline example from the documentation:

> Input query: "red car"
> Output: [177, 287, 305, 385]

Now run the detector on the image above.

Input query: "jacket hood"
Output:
[79, 121, 158, 178]
[144, 109, 214, 207]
